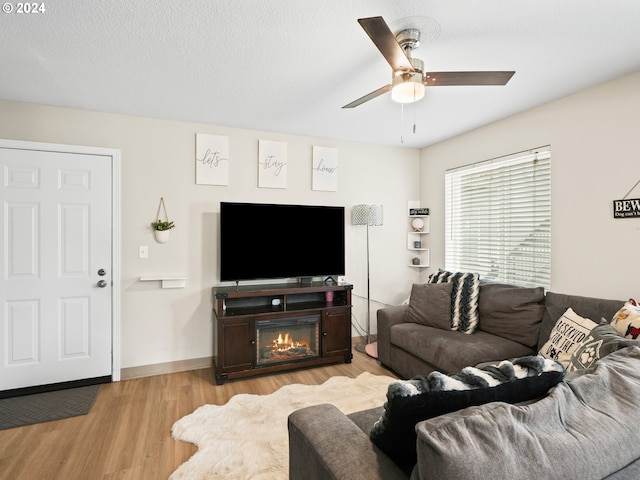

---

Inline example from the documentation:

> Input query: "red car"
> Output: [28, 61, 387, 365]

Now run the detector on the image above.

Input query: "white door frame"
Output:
[0, 138, 122, 382]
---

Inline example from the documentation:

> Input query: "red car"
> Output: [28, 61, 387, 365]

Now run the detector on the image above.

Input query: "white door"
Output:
[0, 146, 113, 391]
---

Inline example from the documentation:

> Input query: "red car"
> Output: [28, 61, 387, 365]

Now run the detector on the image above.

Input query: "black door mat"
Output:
[0, 384, 101, 430]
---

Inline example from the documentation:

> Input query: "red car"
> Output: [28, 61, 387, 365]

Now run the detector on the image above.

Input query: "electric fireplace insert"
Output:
[255, 315, 321, 366]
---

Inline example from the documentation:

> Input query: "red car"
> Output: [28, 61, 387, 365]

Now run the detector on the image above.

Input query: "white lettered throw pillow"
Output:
[539, 308, 598, 368]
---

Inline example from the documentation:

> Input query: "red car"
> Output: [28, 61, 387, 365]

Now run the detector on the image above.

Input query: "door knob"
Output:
[97, 280, 108, 288]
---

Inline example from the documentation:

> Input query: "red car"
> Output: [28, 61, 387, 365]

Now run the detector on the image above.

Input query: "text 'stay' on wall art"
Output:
[258, 140, 287, 189]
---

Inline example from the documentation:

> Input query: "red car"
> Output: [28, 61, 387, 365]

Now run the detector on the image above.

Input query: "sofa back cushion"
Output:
[414, 346, 640, 480]
[478, 283, 545, 348]
[538, 292, 624, 351]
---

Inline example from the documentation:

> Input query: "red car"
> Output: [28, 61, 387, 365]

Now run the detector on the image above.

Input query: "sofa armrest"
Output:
[377, 305, 409, 367]
[288, 403, 408, 480]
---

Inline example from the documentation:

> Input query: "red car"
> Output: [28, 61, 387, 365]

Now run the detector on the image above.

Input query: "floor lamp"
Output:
[351, 204, 383, 355]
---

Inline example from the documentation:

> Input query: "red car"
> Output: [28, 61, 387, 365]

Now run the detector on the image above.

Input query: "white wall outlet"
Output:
[138, 245, 148, 259]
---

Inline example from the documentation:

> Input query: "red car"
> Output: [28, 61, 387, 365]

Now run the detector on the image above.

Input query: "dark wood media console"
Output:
[212, 282, 353, 384]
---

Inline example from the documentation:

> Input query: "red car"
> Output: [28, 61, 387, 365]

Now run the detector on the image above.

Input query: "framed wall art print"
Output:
[196, 133, 229, 186]
[258, 140, 287, 189]
[312, 146, 338, 191]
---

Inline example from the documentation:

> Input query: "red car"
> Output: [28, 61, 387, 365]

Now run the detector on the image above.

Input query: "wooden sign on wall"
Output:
[613, 198, 640, 218]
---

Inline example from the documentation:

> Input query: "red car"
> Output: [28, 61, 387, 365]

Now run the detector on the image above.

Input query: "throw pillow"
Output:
[428, 268, 480, 334]
[369, 356, 564, 468]
[406, 282, 454, 330]
[538, 308, 598, 368]
[567, 320, 635, 372]
[610, 299, 640, 339]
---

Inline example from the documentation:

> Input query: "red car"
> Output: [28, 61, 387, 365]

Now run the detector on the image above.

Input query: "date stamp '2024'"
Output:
[2, 2, 46, 13]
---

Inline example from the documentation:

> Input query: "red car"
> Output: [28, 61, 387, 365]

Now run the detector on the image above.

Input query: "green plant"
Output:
[151, 220, 175, 231]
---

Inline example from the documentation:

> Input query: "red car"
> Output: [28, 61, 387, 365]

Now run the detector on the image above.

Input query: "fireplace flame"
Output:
[272, 331, 309, 353]
[258, 325, 318, 365]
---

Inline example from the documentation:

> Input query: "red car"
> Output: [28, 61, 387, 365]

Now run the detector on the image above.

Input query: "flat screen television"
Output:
[219, 202, 345, 282]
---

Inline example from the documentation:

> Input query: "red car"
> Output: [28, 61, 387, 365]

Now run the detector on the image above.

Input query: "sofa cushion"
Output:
[610, 298, 640, 339]
[537, 291, 624, 351]
[478, 283, 545, 348]
[390, 323, 535, 374]
[428, 269, 480, 333]
[369, 356, 564, 467]
[406, 282, 453, 330]
[567, 321, 637, 371]
[413, 346, 640, 480]
[539, 307, 598, 368]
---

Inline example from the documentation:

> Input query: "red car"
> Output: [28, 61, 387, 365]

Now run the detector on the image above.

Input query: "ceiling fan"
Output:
[342, 16, 515, 109]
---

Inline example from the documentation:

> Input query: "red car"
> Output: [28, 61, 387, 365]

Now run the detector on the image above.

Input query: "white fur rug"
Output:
[170, 372, 395, 479]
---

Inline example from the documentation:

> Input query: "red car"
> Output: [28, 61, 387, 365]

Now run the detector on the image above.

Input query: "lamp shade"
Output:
[352, 204, 383, 226]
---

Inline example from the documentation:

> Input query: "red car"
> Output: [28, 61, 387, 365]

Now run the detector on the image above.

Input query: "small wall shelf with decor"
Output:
[408, 201, 430, 268]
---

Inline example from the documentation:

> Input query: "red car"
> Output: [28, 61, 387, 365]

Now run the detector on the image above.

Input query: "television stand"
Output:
[212, 282, 353, 384]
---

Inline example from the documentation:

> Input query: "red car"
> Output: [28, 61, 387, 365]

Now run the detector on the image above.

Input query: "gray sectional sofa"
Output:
[288, 285, 640, 479]
[377, 283, 624, 379]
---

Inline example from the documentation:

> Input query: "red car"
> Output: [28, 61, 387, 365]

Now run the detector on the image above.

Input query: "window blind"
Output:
[445, 149, 551, 289]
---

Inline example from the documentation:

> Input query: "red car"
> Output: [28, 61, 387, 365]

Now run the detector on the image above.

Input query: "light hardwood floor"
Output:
[0, 349, 395, 480]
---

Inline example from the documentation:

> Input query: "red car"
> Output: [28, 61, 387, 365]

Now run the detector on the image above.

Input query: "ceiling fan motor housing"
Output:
[396, 28, 421, 53]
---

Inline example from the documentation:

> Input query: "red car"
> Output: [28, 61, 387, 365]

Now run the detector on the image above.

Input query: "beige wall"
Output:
[0, 101, 421, 370]
[3, 70, 637, 371]
[420, 71, 640, 300]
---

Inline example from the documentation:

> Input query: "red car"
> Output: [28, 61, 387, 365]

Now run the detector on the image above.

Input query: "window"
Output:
[445, 148, 551, 289]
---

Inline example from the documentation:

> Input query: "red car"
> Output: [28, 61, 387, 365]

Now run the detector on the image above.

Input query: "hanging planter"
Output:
[154, 229, 171, 243]
[151, 197, 175, 243]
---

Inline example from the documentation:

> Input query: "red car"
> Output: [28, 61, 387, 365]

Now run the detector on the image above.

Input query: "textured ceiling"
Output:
[2, 0, 640, 148]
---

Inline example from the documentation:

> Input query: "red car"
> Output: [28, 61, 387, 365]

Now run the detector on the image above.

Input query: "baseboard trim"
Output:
[121, 356, 213, 380]
[121, 340, 375, 380]
[352, 334, 377, 344]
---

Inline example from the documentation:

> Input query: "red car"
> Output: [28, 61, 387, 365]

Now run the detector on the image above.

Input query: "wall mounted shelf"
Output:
[408, 201, 430, 269]
[139, 276, 188, 289]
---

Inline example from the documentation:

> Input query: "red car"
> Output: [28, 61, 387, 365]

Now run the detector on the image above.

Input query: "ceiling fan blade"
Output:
[424, 71, 515, 86]
[358, 17, 413, 72]
[342, 84, 392, 109]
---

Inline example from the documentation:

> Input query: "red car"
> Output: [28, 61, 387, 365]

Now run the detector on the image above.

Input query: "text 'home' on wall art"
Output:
[196, 133, 229, 186]
[312, 146, 338, 192]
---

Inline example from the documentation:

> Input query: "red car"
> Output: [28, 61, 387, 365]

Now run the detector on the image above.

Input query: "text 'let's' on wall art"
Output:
[258, 140, 287, 189]
[312, 146, 338, 191]
[196, 133, 229, 186]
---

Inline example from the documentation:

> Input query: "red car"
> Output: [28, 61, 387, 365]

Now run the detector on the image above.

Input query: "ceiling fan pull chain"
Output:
[413, 98, 417, 134]
[400, 104, 405, 143]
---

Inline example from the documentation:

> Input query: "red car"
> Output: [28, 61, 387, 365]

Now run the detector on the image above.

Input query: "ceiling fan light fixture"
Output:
[391, 73, 425, 103]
